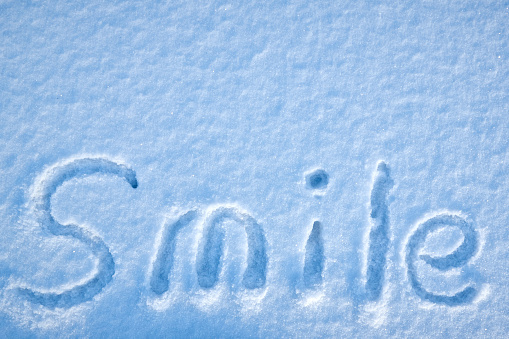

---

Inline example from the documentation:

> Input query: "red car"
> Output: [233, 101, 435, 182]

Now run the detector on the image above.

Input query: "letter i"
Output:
[302, 169, 329, 288]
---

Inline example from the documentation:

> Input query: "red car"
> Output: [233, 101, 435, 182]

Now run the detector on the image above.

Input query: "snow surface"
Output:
[1, 0, 508, 337]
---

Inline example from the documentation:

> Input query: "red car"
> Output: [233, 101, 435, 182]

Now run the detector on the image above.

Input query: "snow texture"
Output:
[0, 0, 508, 337]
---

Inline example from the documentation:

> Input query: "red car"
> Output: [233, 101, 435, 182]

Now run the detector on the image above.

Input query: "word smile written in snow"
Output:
[15, 157, 483, 309]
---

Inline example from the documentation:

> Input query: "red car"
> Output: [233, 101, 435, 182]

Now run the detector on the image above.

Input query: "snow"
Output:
[0, 0, 508, 337]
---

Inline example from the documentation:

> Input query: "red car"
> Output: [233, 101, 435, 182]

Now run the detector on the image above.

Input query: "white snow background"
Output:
[1, 0, 508, 337]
